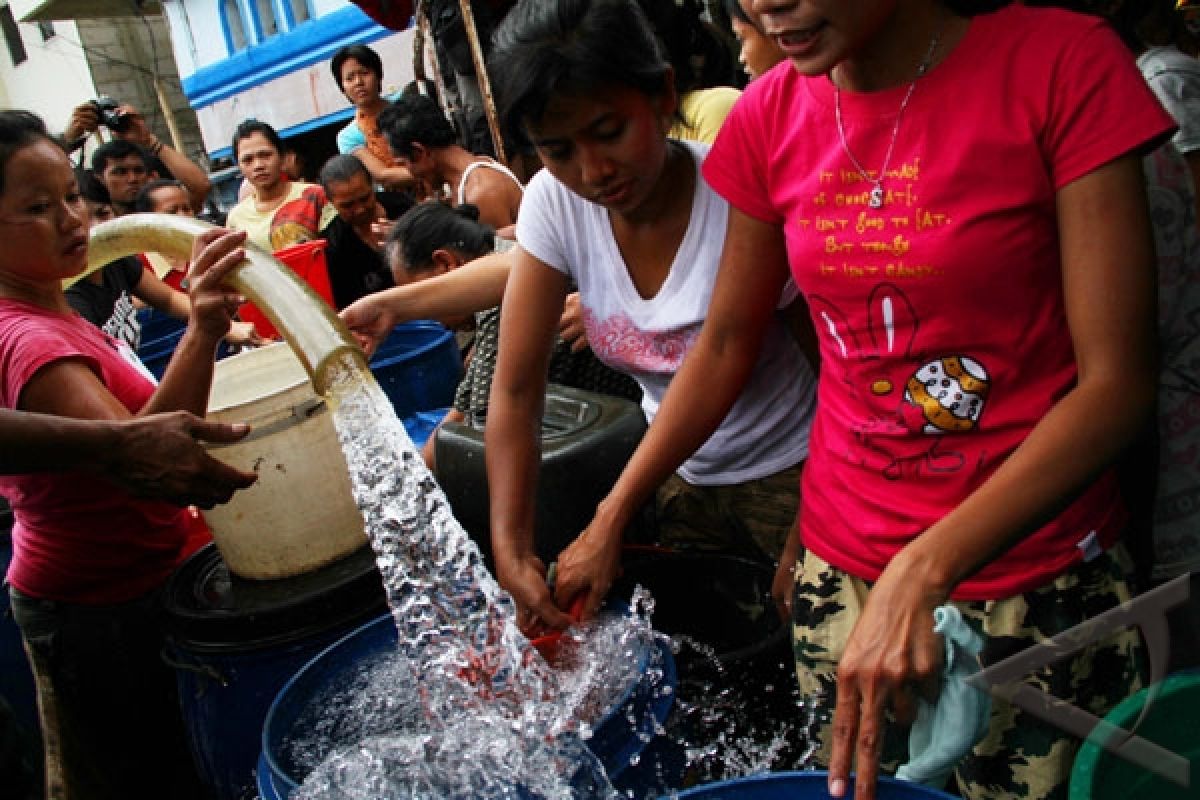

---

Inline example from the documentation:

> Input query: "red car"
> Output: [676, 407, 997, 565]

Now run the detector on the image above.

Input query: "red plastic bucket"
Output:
[239, 239, 334, 340]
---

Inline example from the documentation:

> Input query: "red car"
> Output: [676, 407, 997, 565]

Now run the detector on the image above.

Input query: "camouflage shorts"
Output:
[649, 463, 802, 563]
[791, 549, 1143, 800]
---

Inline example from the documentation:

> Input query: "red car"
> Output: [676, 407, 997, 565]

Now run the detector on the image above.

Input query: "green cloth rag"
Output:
[895, 605, 992, 788]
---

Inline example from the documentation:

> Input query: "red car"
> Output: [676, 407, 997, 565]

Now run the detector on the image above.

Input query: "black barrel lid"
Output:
[162, 542, 388, 653]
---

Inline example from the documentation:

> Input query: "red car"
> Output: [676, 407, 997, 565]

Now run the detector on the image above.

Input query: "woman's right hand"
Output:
[340, 295, 396, 357]
[495, 551, 574, 636]
[553, 510, 625, 621]
[186, 229, 248, 340]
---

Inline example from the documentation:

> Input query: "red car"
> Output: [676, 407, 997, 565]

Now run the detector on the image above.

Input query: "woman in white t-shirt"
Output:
[484, 0, 817, 633]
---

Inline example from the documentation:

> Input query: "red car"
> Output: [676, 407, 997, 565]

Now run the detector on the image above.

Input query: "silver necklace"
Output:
[834, 30, 941, 210]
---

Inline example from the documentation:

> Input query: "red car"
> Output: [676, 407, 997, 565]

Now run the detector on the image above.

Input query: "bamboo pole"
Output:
[152, 76, 185, 153]
[457, 0, 507, 166]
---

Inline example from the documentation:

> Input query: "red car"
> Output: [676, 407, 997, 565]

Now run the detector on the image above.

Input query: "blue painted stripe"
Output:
[207, 105, 357, 161]
[182, 4, 410, 110]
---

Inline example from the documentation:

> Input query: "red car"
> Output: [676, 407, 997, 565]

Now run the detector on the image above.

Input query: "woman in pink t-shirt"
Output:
[619, 1, 1174, 798]
[0, 110, 248, 799]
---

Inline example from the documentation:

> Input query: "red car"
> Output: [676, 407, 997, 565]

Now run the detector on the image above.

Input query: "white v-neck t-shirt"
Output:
[517, 140, 815, 484]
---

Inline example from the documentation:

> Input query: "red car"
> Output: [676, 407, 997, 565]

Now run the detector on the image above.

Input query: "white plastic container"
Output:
[203, 343, 367, 580]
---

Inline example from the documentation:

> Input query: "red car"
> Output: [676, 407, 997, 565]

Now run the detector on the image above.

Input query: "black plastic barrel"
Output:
[435, 384, 647, 566]
[613, 550, 801, 775]
[161, 542, 388, 800]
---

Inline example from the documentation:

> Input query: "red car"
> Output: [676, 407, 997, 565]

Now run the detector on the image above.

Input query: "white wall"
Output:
[163, 0, 363, 77]
[0, 16, 97, 133]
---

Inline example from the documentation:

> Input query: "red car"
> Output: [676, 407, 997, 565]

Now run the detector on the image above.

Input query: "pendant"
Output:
[869, 184, 885, 209]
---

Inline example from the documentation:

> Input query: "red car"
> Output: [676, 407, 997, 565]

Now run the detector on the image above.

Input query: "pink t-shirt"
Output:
[703, 5, 1175, 600]
[0, 299, 190, 604]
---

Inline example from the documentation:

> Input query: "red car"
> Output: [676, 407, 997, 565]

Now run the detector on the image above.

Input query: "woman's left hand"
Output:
[558, 292, 589, 353]
[827, 548, 948, 800]
[186, 229, 248, 340]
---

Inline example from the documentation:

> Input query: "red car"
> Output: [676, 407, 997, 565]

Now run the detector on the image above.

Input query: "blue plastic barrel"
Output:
[134, 308, 236, 380]
[401, 407, 449, 449]
[665, 771, 960, 798]
[258, 612, 678, 798]
[136, 306, 186, 347]
[368, 321, 461, 418]
[161, 543, 388, 800]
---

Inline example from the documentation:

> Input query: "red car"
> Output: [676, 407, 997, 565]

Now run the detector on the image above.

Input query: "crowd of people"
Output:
[2, 1, 1198, 799]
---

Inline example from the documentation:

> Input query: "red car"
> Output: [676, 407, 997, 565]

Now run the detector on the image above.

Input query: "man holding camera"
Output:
[64, 99, 210, 214]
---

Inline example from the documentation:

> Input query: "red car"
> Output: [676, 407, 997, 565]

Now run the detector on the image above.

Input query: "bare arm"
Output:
[828, 155, 1158, 800]
[353, 146, 414, 193]
[0, 410, 256, 507]
[462, 170, 522, 231]
[113, 105, 211, 209]
[134, 268, 191, 321]
[340, 250, 513, 355]
[484, 246, 574, 633]
[22, 231, 246, 425]
[552, 209, 790, 616]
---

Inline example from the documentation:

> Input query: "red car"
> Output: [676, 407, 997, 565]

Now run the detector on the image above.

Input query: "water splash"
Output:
[284, 355, 816, 798]
[288, 357, 660, 799]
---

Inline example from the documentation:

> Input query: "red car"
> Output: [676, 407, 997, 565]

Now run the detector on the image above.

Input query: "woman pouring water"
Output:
[0, 109, 249, 800]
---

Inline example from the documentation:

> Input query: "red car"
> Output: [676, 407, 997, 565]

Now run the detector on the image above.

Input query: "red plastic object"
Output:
[349, 0, 413, 29]
[530, 594, 588, 665]
[180, 508, 213, 560]
[238, 239, 334, 340]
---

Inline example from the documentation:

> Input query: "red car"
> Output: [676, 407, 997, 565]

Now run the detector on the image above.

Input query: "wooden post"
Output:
[152, 76, 185, 153]
[456, 0, 507, 166]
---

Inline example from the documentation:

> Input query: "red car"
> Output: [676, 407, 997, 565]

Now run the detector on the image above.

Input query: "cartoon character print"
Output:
[809, 282, 990, 480]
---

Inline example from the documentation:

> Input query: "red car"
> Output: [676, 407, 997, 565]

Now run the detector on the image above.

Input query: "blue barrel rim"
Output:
[663, 770, 962, 798]
[369, 320, 457, 365]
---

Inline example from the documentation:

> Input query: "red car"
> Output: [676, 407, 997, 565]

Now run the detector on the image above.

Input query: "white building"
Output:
[0, 5, 98, 134]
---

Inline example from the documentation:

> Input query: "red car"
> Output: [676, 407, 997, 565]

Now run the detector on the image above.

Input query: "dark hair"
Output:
[635, 0, 735, 92]
[75, 167, 111, 204]
[943, 0, 1011, 15]
[1023, 0, 1185, 53]
[378, 93, 458, 158]
[387, 201, 495, 275]
[331, 44, 384, 92]
[91, 138, 148, 174]
[318, 153, 372, 194]
[232, 119, 285, 160]
[489, 0, 671, 130]
[723, 0, 757, 30]
[133, 178, 186, 212]
[0, 111, 56, 196]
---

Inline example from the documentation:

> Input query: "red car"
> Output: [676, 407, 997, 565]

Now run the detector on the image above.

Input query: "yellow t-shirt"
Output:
[668, 86, 742, 145]
[225, 181, 337, 253]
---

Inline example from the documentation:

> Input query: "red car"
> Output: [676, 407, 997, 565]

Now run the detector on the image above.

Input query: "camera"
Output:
[92, 96, 132, 133]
